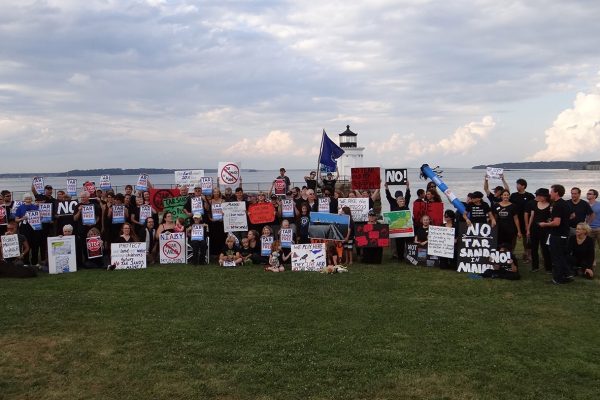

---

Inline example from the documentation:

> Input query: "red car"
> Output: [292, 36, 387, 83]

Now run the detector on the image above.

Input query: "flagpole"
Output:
[317, 130, 325, 190]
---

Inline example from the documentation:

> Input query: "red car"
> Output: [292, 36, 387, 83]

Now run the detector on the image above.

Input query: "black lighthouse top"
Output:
[339, 125, 357, 148]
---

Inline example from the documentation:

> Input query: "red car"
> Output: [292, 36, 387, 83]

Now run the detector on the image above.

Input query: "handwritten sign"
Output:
[111, 242, 147, 270]
[427, 226, 455, 258]
[1, 234, 21, 258]
[486, 167, 504, 180]
[66, 178, 77, 196]
[384, 169, 408, 185]
[457, 223, 498, 273]
[159, 232, 186, 264]
[218, 161, 241, 186]
[48, 236, 77, 274]
[248, 203, 275, 225]
[163, 196, 188, 220]
[337, 198, 369, 222]
[99, 175, 112, 190]
[174, 170, 204, 187]
[382, 210, 414, 238]
[222, 202, 248, 232]
[351, 167, 380, 190]
[291, 243, 326, 271]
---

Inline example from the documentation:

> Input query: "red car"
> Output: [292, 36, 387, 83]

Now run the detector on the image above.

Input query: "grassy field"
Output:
[1, 258, 599, 400]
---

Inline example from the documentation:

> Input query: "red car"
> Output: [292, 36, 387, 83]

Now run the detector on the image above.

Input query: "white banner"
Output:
[337, 198, 369, 222]
[111, 242, 147, 269]
[174, 170, 204, 187]
[291, 243, 326, 271]
[427, 226, 455, 258]
[48, 235, 77, 274]
[222, 201, 248, 232]
[1, 234, 21, 258]
[66, 178, 77, 196]
[159, 232, 187, 264]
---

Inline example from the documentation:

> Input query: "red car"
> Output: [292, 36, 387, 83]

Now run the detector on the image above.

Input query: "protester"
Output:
[274, 167, 291, 193]
[116, 223, 140, 243]
[304, 171, 318, 191]
[14, 193, 41, 266]
[245, 229, 262, 264]
[586, 189, 600, 249]
[493, 189, 522, 247]
[483, 174, 509, 205]
[464, 191, 496, 227]
[567, 187, 593, 236]
[187, 214, 209, 265]
[139, 217, 158, 264]
[219, 235, 242, 267]
[265, 240, 284, 272]
[297, 204, 311, 244]
[526, 188, 552, 273]
[326, 241, 341, 266]
[156, 212, 176, 237]
[439, 209, 457, 270]
[510, 178, 535, 262]
[321, 170, 339, 190]
[481, 244, 520, 280]
[361, 209, 383, 264]
[414, 215, 430, 247]
[567, 222, 595, 279]
[1, 221, 30, 266]
[341, 206, 355, 265]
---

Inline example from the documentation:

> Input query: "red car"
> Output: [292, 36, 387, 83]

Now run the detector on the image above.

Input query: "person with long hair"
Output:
[526, 188, 552, 272]
[493, 189, 522, 248]
[116, 222, 139, 243]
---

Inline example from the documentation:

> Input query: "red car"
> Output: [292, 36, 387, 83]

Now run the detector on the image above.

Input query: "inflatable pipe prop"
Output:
[420, 164, 466, 215]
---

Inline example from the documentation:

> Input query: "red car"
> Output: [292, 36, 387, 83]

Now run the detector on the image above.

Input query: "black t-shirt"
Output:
[221, 244, 240, 257]
[550, 198, 571, 236]
[568, 200, 593, 228]
[494, 203, 517, 233]
[467, 202, 491, 224]
[415, 226, 429, 243]
[568, 236, 594, 269]
[304, 178, 317, 191]
[509, 191, 535, 217]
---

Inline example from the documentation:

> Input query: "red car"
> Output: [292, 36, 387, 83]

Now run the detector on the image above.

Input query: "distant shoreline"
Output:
[472, 161, 599, 170]
[0, 168, 258, 179]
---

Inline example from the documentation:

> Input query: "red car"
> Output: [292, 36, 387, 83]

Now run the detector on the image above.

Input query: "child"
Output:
[414, 215, 430, 247]
[326, 241, 340, 266]
[265, 240, 284, 272]
[174, 217, 186, 233]
[259, 225, 274, 264]
[239, 237, 254, 265]
[278, 219, 295, 265]
[219, 236, 243, 267]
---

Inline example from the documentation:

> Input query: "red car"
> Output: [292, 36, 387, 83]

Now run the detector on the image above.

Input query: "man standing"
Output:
[568, 187, 593, 236]
[539, 184, 572, 284]
[274, 168, 291, 194]
[586, 189, 600, 248]
[510, 178, 535, 261]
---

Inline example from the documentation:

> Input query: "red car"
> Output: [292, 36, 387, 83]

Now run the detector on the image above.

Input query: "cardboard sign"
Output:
[56, 200, 79, 216]
[112, 205, 125, 224]
[66, 178, 77, 196]
[191, 224, 205, 241]
[163, 196, 188, 220]
[486, 167, 504, 180]
[48, 235, 77, 274]
[248, 203, 275, 225]
[139, 205, 152, 224]
[383, 210, 414, 238]
[279, 228, 293, 248]
[351, 167, 380, 190]
[273, 179, 286, 196]
[159, 232, 186, 264]
[355, 223, 389, 248]
[201, 177, 213, 196]
[149, 188, 181, 213]
[86, 236, 103, 259]
[427, 226, 455, 258]
[385, 169, 408, 185]
[190, 197, 204, 216]
[318, 197, 330, 213]
[27, 210, 42, 231]
[136, 174, 149, 191]
[99, 175, 112, 190]
[1, 234, 21, 258]
[490, 250, 513, 270]
[0, 207, 7, 225]
[291, 243, 326, 271]
[38, 203, 53, 223]
[32, 177, 44, 193]
[337, 198, 369, 222]
[405, 242, 427, 266]
[457, 223, 498, 273]
[111, 242, 147, 270]
[222, 202, 248, 232]
[218, 161, 241, 186]
[174, 170, 204, 187]
[308, 212, 349, 241]
[82, 204, 96, 225]
[211, 203, 223, 221]
[261, 236, 274, 256]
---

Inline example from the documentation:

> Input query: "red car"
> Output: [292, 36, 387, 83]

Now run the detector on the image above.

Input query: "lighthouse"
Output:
[337, 125, 365, 180]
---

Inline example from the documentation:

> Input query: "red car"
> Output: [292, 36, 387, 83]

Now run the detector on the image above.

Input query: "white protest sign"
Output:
[32, 177, 44, 193]
[139, 205, 152, 224]
[291, 243, 326, 271]
[486, 167, 504, 180]
[111, 242, 147, 270]
[48, 235, 77, 274]
[174, 170, 204, 187]
[1, 234, 21, 258]
[261, 236, 273, 256]
[281, 199, 294, 218]
[66, 178, 77, 196]
[27, 210, 42, 231]
[318, 197, 330, 213]
[38, 203, 53, 223]
[136, 173, 149, 191]
[159, 232, 186, 264]
[222, 202, 248, 232]
[218, 161, 241, 186]
[280, 228, 293, 248]
[427, 226, 455, 258]
[338, 198, 369, 222]
[99, 175, 112, 190]
[201, 177, 213, 196]
[191, 224, 205, 241]
[82, 204, 96, 225]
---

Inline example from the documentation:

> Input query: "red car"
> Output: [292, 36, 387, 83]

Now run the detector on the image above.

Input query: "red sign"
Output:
[83, 181, 96, 196]
[0, 207, 6, 225]
[86, 236, 103, 259]
[355, 223, 389, 247]
[273, 179, 286, 196]
[149, 188, 181, 213]
[351, 167, 381, 190]
[426, 202, 444, 226]
[247, 203, 276, 224]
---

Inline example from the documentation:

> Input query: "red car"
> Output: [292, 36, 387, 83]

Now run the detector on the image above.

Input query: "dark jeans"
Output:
[530, 229, 551, 271]
[549, 235, 571, 282]
[190, 240, 208, 265]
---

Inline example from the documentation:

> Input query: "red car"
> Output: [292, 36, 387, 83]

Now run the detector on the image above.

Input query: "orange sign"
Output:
[247, 203, 276, 224]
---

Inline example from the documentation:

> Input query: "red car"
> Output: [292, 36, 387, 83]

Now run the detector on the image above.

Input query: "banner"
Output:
[163, 196, 188, 220]
[111, 242, 147, 269]
[82, 204, 96, 225]
[27, 210, 42, 231]
[291, 243, 326, 271]
[279, 228, 293, 248]
[218, 161, 241, 186]
[318, 197, 330, 213]
[337, 198, 369, 222]
[32, 177, 44, 193]
[211, 203, 223, 221]
[222, 202, 248, 232]
[384, 169, 408, 185]
[201, 177, 213, 196]
[112, 205, 125, 224]
[99, 175, 112, 190]
[136, 173, 149, 191]
[149, 188, 180, 213]
[486, 167, 503, 180]
[159, 232, 186, 264]
[66, 178, 77, 196]
[56, 200, 78, 216]
[48, 235, 77, 274]
[427, 226, 455, 258]
[174, 170, 204, 187]
[261, 236, 273, 256]
[38, 203, 53, 223]
[457, 222, 497, 273]
[355, 223, 389, 248]
[248, 203, 275, 225]
[308, 212, 349, 241]
[281, 199, 294, 218]
[351, 167, 380, 190]
[86, 236, 103, 259]
[382, 210, 414, 238]
[191, 224, 205, 241]
[1, 234, 21, 258]
[139, 205, 152, 224]
[273, 179, 286, 196]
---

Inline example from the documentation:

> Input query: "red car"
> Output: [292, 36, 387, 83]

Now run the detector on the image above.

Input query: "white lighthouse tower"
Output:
[337, 125, 364, 180]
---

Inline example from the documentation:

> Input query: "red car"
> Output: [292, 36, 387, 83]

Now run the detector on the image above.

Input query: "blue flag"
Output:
[319, 130, 345, 170]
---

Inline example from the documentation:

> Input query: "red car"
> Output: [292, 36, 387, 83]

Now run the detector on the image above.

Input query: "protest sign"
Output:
[222, 202, 248, 232]
[136, 174, 149, 191]
[308, 212, 349, 241]
[351, 167, 380, 190]
[383, 210, 414, 238]
[273, 179, 286, 196]
[1, 234, 21, 258]
[201, 177, 213, 196]
[291, 243, 326, 271]
[163, 196, 188, 220]
[83, 181, 96, 196]
[337, 198, 369, 222]
[56, 200, 78, 216]
[139, 205, 152, 224]
[86, 236, 103, 259]
[149, 188, 181, 213]
[174, 170, 204, 187]
[218, 161, 241, 186]
[427, 226, 455, 258]
[99, 175, 112, 190]
[0, 207, 7, 225]
[318, 197, 330, 213]
[281, 199, 294, 218]
[111, 242, 147, 269]
[66, 178, 77, 196]
[248, 203, 275, 225]
[159, 232, 186, 264]
[10, 201, 22, 219]
[191, 224, 205, 241]
[211, 203, 223, 221]
[261, 236, 274, 256]
[32, 177, 44, 193]
[279, 228, 293, 248]
[355, 223, 389, 247]
[486, 167, 504, 180]
[112, 205, 125, 224]
[82, 204, 96, 225]
[27, 211, 42, 231]
[405, 243, 428, 266]
[38, 203, 53, 223]
[48, 235, 77, 274]
[190, 197, 204, 216]
[385, 169, 408, 185]
[457, 222, 497, 273]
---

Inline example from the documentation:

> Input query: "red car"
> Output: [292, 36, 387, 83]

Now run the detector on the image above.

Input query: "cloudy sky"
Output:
[1, 0, 599, 173]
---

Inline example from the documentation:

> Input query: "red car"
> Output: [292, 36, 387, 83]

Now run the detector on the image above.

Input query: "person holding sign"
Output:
[186, 214, 209, 265]
[321, 170, 339, 191]
[108, 193, 129, 245]
[1, 221, 30, 266]
[274, 168, 291, 193]
[481, 244, 520, 280]
[219, 235, 242, 267]
[483, 173, 509, 205]
[208, 187, 226, 256]
[156, 212, 177, 237]
[361, 209, 384, 264]
[463, 191, 496, 227]
[265, 240, 285, 272]
[14, 193, 41, 266]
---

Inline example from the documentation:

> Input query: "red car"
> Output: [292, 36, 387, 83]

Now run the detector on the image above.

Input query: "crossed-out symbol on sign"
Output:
[220, 163, 239, 184]
[162, 240, 182, 259]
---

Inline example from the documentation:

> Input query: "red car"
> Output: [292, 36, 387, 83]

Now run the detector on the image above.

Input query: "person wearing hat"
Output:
[274, 168, 291, 194]
[463, 191, 496, 227]
[186, 214, 209, 265]
[304, 171, 318, 191]
[320, 169, 339, 191]
[526, 188, 552, 272]
[483, 173, 509, 205]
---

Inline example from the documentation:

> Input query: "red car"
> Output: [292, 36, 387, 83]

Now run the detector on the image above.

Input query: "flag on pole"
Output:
[318, 130, 345, 171]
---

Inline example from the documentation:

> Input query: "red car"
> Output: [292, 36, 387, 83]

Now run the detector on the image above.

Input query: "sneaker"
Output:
[106, 264, 116, 271]
[531, 268, 540, 273]
[551, 279, 561, 285]
[562, 276, 574, 283]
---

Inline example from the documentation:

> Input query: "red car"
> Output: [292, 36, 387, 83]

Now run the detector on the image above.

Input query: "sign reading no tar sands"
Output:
[351, 167, 381, 190]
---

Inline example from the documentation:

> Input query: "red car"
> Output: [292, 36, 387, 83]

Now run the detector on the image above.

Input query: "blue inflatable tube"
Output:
[420, 164, 466, 215]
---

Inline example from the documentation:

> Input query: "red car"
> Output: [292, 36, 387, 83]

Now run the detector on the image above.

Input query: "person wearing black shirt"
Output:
[510, 178, 535, 261]
[483, 173, 509, 206]
[304, 171, 318, 191]
[539, 184, 573, 284]
[526, 188, 552, 272]
[567, 222, 595, 279]
[567, 187, 593, 235]
[463, 191, 496, 226]
[274, 168, 292, 193]
[321, 170, 339, 191]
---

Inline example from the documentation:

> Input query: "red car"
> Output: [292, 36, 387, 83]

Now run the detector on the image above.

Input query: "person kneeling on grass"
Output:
[568, 222, 595, 279]
[219, 236, 242, 267]
[481, 243, 520, 280]
[265, 240, 284, 272]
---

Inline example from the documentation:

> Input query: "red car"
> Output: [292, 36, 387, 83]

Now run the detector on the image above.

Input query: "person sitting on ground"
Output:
[116, 222, 140, 243]
[239, 237, 254, 265]
[219, 235, 242, 267]
[414, 215, 431, 247]
[265, 240, 284, 272]
[1, 221, 30, 267]
[481, 244, 520, 280]
[568, 222, 595, 279]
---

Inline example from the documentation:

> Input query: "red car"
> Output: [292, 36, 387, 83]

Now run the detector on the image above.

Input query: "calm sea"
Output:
[2, 168, 599, 212]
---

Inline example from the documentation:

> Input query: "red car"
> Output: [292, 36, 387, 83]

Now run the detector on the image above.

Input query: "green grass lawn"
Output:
[1, 259, 599, 400]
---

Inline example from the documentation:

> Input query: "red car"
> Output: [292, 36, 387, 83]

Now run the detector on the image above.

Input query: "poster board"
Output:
[47, 235, 77, 274]
[273, 179, 286, 196]
[355, 223, 389, 248]
[486, 167, 503, 180]
[66, 178, 77, 196]
[86, 236, 103, 259]
[159, 232, 187, 264]
[384, 169, 408, 185]
[1, 234, 21, 258]
[149, 188, 181, 213]
[351, 167, 381, 190]
[457, 222, 497, 273]
[308, 212, 349, 241]
[111, 242, 147, 270]
[174, 170, 204, 187]
[337, 198, 369, 222]
[382, 210, 414, 238]
[163, 196, 188, 220]
[291, 243, 326, 271]
[218, 161, 241, 186]
[247, 203, 275, 225]
[222, 201, 248, 232]
[427, 226, 455, 258]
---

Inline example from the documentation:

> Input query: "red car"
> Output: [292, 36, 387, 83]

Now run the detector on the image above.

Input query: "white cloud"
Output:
[529, 92, 600, 160]
[224, 130, 295, 156]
